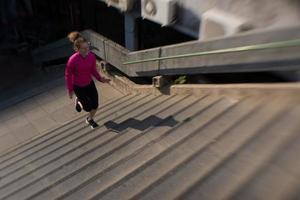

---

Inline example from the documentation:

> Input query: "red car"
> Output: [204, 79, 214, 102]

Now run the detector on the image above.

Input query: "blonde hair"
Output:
[67, 31, 88, 51]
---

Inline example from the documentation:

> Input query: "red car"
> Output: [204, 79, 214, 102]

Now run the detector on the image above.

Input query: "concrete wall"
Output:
[175, 0, 300, 38]
[215, 0, 300, 29]
[100, 0, 300, 39]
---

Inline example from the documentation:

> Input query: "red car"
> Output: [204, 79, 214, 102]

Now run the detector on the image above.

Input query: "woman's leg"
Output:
[74, 85, 91, 113]
[87, 81, 99, 121]
[74, 82, 99, 129]
[75, 97, 83, 112]
[88, 108, 97, 120]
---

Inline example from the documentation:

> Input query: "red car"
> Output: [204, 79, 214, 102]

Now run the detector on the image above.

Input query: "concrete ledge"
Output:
[170, 83, 300, 98]
[101, 62, 300, 98]
[97, 60, 159, 95]
[33, 27, 300, 77]
[101, 70, 158, 95]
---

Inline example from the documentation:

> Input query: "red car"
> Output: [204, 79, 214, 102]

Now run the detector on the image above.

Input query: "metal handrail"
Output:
[32, 27, 300, 77]
[123, 39, 300, 65]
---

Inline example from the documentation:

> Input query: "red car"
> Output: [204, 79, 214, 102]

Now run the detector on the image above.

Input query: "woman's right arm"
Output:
[65, 58, 75, 98]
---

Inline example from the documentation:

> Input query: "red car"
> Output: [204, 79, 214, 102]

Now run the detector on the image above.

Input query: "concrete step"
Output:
[0, 95, 137, 188]
[54, 96, 235, 200]
[29, 95, 197, 200]
[235, 123, 300, 200]
[194, 104, 300, 200]
[0, 96, 171, 197]
[93, 97, 262, 200]
[134, 97, 293, 200]
[0, 94, 136, 176]
[0, 94, 130, 166]
[0, 94, 176, 194]
[0, 92, 300, 200]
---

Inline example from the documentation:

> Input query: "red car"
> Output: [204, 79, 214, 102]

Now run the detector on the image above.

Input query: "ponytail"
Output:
[67, 31, 87, 51]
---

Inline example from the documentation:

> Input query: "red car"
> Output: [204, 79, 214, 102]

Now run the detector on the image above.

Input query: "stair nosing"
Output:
[0, 94, 172, 199]
[0, 94, 131, 163]
[55, 96, 231, 200]
[0, 94, 141, 174]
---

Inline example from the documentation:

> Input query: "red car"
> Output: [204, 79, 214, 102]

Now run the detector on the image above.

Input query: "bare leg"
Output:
[88, 108, 98, 120]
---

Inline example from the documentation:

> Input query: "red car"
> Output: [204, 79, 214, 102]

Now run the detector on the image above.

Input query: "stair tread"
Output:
[0, 93, 300, 200]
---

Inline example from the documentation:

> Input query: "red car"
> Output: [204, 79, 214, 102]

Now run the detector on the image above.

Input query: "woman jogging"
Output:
[65, 31, 110, 129]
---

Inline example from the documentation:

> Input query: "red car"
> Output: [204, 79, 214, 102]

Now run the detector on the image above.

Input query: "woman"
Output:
[65, 31, 110, 129]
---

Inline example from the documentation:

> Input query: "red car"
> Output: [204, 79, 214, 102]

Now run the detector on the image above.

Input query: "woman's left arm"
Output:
[91, 54, 110, 83]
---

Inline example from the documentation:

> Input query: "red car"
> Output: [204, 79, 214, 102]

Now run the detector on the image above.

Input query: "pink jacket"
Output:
[65, 52, 103, 94]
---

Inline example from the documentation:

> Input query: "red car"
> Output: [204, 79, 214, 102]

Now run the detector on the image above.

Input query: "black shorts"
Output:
[73, 81, 99, 112]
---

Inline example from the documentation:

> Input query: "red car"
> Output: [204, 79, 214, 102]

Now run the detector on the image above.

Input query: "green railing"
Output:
[32, 27, 300, 77]
[123, 39, 300, 65]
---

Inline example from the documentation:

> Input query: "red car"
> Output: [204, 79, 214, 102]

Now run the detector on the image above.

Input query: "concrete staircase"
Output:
[0, 92, 299, 200]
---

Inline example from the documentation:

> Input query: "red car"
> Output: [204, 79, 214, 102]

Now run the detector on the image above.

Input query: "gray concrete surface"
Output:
[0, 91, 299, 200]
[0, 80, 123, 154]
